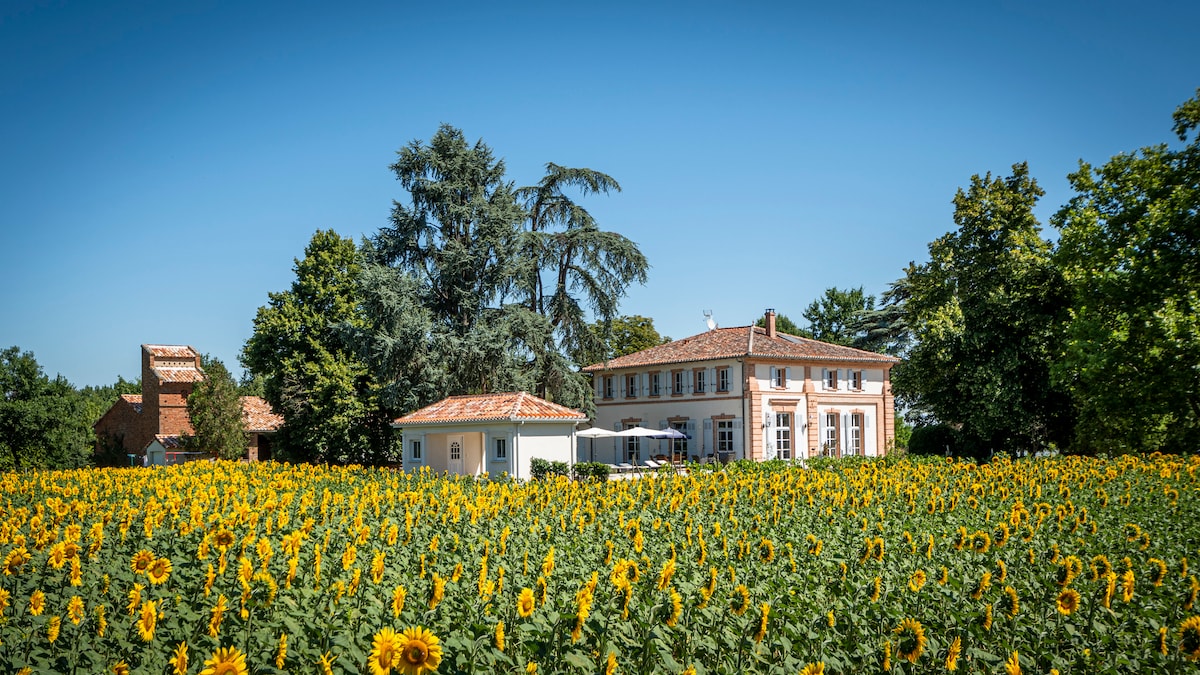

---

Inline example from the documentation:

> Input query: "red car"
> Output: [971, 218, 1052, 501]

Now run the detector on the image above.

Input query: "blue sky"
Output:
[2, 0, 1196, 387]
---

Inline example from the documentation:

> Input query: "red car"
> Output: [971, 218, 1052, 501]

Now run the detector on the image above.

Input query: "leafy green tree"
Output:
[366, 125, 532, 401]
[851, 277, 913, 357]
[185, 357, 246, 460]
[1052, 90, 1200, 453]
[580, 315, 672, 364]
[894, 163, 1073, 458]
[753, 313, 804, 336]
[243, 230, 395, 464]
[516, 164, 648, 400]
[802, 287, 875, 346]
[0, 346, 94, 469]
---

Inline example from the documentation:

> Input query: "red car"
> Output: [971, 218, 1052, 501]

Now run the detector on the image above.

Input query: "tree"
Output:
[185, 357, 246, 460]
[0, 346, 94, 470]
[1052, 90, 1200, 453]
[356, 126, 647, 413]
[851, 277, 913, 357]
[581, 315, 671, 364]
[753, 313, 804, 337]
[516, 164, 649, 400]
[894, 163, 1073, 458]
[801, 287, 875, 346]
[242, 230, 395, 464]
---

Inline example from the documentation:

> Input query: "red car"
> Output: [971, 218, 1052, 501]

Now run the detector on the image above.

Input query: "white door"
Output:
[448, 435, 464, 474]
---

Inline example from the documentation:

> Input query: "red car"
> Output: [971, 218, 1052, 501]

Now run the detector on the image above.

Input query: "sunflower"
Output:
[1185, 576, 1199, 611]
[1149, 558, 1168, 587]
[96, 604, 107, 636]
[870, 576, 882, 603]
[945, 635, 961, 671]
[137, 600, 158, 642]
[317, 651, 337, 675]
[494, 621, 505, 652]
[753, 602, 770, 642]
[1004, 650, 1021, 675]
[370, 627, 402, 675]
[131, 549, 155, 575]
[799, 663, 825, 675]
[1091, 554, 1112, 581]
[908, 569, 926, 593]
[112, 662, 130, 675]
[29, 589, 45, 616]
[68, 595, 85, 625]
[427, 573, 445, 611]
[396, 626, 443, 675]
[893, 618, 926, 663]
[0, 587, 8, 615]
[970, 571, 991, 600]
[982, 604, 993, 631]
[758, 538, 775, 563]
[881, 640, 891, 671]
[276, 633, 287, 669]
[148, 557, 173, 585]
[1057, 588, 1080, 616]
[1180, 616, 1200, 661]
[209, 594, 227, 637]
[199, 646, 249, 675]
[1122, 570, 1136, 603]
[392, 585, 407, 618]
[937, 567, 949, 586]
[517, 588, 536, 618]
[666, 587, 683, 628]
[47, 615, 61, 643]
[171, 642, 189, 675]
[1001, 585, 1020, 618]
[1157, 626, 1169, 656]
[604, 651, 618, 675]
[730, 584, 750, 615]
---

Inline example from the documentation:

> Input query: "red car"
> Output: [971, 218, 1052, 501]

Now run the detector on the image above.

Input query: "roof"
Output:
[120, 394, 143, 414]
[393, 392, 587, 427]
[151, 435, 185, 449]
[143, 344, 199, 358]
[153, 366, 206, 383]
[241, 396, 283, 433]
[582, 325, 900, 371]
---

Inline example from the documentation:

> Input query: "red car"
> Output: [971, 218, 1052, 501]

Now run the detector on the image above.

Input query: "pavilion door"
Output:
[448, 435, 464, 474]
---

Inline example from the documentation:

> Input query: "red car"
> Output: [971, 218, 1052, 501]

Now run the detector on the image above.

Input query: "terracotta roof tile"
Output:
[240, 396, 283, 432]
[153, 434, 185, 449]
[583, 325, 899, 372]
[120, 394, 143, 414]
[393, 392, 587, 426]
[143, 345, 199, 358]
[153, 367, 206, 383]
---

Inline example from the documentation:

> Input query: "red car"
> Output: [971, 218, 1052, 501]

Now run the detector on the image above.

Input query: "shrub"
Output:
[908, 423, 959, 456]
[530, 458, 570, 480]
[572, 462, 611, 482]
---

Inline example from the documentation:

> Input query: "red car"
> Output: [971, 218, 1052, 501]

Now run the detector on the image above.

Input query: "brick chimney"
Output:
[765, 308, 776, 339]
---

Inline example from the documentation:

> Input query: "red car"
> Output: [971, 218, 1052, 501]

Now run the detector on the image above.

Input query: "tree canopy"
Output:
[242, 230, 394, 464]
[894, 163, 1073, 458]
[1052, 89, 1200, 453]
[0, 346, 95, 470]
[185, 357, 246, 460]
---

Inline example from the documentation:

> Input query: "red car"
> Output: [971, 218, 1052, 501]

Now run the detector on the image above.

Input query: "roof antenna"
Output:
[703, 310, 717, 331]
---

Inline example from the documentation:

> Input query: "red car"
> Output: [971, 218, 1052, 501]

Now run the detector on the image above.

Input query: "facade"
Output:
[582, 310, 899, 463]
[393, 392, 587, 480]
[94, 344, 282, 464]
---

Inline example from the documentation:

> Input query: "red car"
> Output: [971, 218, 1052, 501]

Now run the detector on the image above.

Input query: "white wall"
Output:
[398, 423, 577, 480]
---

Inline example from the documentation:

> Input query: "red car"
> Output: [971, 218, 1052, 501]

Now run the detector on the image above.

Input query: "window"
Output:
[672, 371, 685, 396]
[775, 413, 791, 460]
[624, 424, 641, 462]
[670, 420, 688, 459]
[774, 367, 786, 388]
[650, 372, 661, 397]
[494, 437, 507, 461]
[717, 367, 730, 392]
[850, 413, 864, 455]
[716, 419, 734, 454]
[603, 376, 614, 399]
[823, 412, 839, 456]
[626, 374, 638, 398]
[410, 440, 422, 462]
[851, 370, 863, 391]
[694, 369, 706, 394]
[824, 369, 838, 390]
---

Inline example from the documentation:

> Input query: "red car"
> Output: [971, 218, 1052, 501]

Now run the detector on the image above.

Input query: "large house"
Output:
[582, 310, 899, 463]
[94, 345, 282, 464]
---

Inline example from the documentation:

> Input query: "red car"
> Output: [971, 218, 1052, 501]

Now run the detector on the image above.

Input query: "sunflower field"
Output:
[1, 454, 1199, 674]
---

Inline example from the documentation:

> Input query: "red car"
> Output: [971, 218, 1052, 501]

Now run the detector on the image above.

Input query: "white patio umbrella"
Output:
[577, 426, 618, 462]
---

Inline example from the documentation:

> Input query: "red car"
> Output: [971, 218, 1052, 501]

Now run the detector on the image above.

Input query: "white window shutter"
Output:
[613, 422, 621, 432]
[821, 368, 828, 389]
[686, 420, 696, 454]
[785, 367, 792, 388]
[732, 418, 743, 455]
[707, 368, 716, 392]
[769, 366, 777, 385]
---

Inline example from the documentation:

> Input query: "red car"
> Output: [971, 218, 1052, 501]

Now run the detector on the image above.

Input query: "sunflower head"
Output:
[517, 588, 536, 618]
[1056, 588, 1080, 616]
[199, 646, 248, 675]
[1181, 616, 1200, 661]
[397, 626, 442, 675]
[893, 617, 926, 663]
[370, 627, 401, 675]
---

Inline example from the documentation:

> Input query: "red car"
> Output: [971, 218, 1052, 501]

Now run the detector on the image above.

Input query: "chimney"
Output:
[765, 308, 776, 339]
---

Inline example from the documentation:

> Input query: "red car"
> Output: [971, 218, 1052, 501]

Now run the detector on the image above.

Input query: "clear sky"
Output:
[2, 0, 1196, 387]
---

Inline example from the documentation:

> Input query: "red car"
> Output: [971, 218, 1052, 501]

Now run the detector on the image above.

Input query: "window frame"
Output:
[849, 412, 864, 455]
[626, 373, 638, 398]
[850, 370, 863, 391]
[716, 419, 734, 453]
[774, 367, 786, 389]
[650, 372, 662, 397]
[410, 439, 422, 462]
[693, 368, 706, 395]
[494, 437, 507, 461]
[603, 376, 614, 399]
[672, 370, 685, 396]
[775, 412, 791, 460]
[824, 369, 838, 390]
[717, 367, 730, 392]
